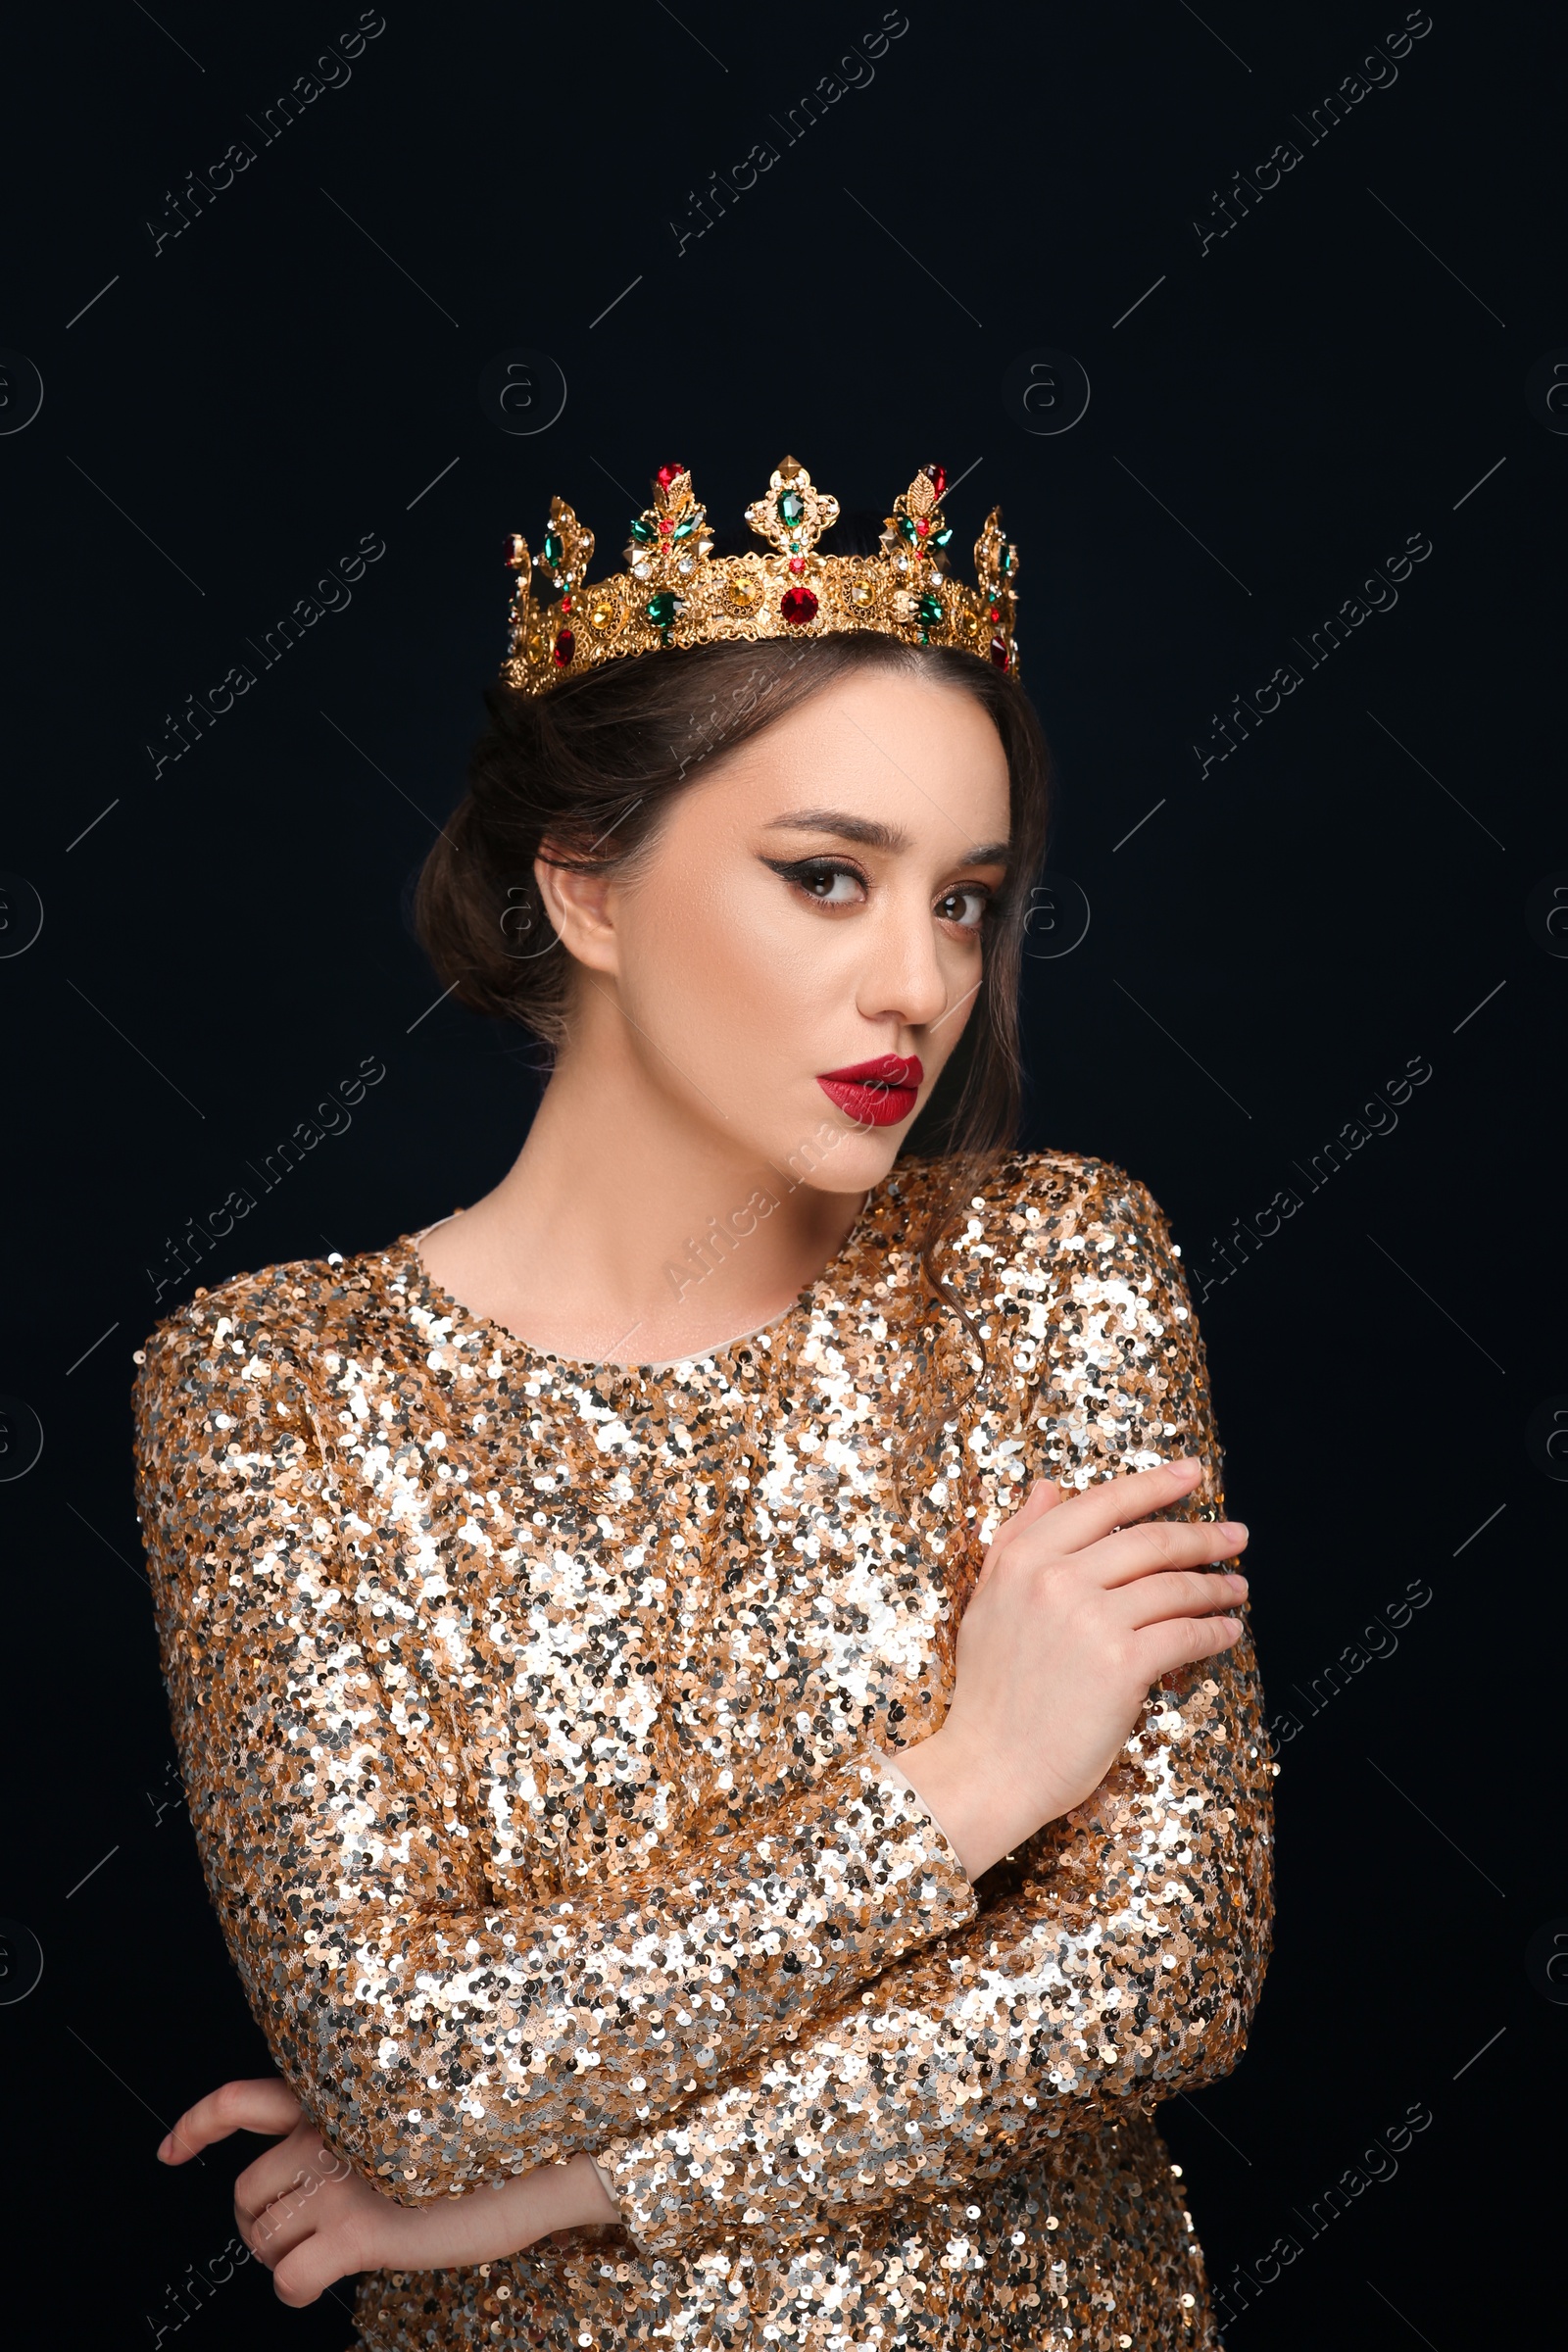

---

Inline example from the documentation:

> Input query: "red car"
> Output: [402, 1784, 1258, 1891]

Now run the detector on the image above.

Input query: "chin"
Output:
[766, 1114, 909, 1197]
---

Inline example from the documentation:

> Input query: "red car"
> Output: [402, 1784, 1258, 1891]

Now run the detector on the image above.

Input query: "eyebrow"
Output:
[764, 808, 1010, 863]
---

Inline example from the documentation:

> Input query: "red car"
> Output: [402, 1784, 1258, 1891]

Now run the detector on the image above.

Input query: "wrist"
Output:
[891, 1724, 1019, 1882]
[554, 2153, 619, 2231]
[585, 2156, 619, 2221]
[488, 2154, 618, 2254]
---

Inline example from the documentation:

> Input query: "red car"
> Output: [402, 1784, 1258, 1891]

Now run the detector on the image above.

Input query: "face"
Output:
[538, 664, 1012, 1194]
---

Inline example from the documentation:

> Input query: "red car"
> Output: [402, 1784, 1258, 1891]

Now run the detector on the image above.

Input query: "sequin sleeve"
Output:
[132, 1286, 978, 2202]
[598, 1161, 1274, 2250]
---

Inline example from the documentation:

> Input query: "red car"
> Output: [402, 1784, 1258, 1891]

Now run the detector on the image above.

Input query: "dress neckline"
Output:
[391, 1175, 896, 1387]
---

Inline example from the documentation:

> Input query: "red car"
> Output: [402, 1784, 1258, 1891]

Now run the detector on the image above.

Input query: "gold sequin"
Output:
[133, 1152, 1272, 2348]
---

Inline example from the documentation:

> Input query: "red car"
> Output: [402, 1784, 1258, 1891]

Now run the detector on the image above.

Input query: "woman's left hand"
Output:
[159, 2078, 619, 2306]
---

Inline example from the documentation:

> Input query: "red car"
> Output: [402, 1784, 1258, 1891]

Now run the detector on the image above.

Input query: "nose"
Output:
[854, 880, 953, 1036]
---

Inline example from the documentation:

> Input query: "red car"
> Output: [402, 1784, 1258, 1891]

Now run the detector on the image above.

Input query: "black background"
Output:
[1, 2, 1561, 2344]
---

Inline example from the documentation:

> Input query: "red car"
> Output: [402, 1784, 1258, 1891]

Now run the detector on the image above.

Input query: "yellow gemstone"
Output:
[960, 608, 978, 634]
[851, 581, 872, 606]
[591, 602, 615, 628]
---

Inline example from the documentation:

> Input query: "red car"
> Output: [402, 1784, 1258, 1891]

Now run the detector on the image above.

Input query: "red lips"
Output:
[816, 1054, 925, 1128]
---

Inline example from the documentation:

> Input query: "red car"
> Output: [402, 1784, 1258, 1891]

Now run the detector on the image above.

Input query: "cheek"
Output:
[633, 866, 845, 1029]
[619, 866, 792, 1053]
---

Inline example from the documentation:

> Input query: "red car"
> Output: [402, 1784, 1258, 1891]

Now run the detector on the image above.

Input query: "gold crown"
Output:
[500, 456, 1020, 696]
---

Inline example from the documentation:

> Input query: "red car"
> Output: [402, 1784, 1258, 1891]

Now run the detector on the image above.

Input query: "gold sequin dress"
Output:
[133, 1151, 1273, 2350]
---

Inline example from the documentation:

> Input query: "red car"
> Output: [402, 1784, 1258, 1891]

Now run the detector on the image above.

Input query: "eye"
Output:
[764, 857, 868, 908]
[935, 885, 991, 931]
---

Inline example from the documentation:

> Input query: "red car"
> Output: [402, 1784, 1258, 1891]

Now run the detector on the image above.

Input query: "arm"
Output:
[133, 1284, 977, 2203]
[597, 1163, 1274, 2250]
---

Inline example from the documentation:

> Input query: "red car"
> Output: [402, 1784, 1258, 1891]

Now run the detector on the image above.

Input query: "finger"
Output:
[234, 2135, 324, 2220]
[159, 2078, 302, 2165]
[1030, 1456, 1206, 1554]
[233, 2118, 342, 2219]
[1135, 1612, 1244, 1681]
[1114, 1567, 1249, 1631]
[975, 1477, 1063, 1589]
[1087, 1518, 1250, 1590]
[1021, 1475, 1066, 1518]
[247, 2179, 334, 2269]
[272, 2218, 368, 2309]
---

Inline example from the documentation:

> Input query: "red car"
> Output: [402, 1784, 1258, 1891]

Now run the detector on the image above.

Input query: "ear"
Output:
[534, 851, 619, 977]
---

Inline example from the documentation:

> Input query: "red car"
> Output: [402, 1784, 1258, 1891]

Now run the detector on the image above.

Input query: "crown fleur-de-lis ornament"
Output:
[621, 463, 715, 641]
[500, 455, 1022, 692]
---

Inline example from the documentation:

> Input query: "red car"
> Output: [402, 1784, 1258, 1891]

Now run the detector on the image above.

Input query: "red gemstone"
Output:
[560, 593, 573, 612]
[503, 533, 526, 567]
[554, 628, 575, 666]
[787, 555, 807, 574]
[659, 517, 673, 536]
[915, 519, 929, 538]
[921, 461, 948, 498]
[656, 463, 685, 489]
[989, 634, 1008, 669]
[780, 587, 818, 626]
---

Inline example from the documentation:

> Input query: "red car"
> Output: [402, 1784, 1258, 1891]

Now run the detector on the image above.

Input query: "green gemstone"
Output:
[672, 515, 701, 540]
[776, 488, 807, 527]
[646, 590, 683, 630]
[899, 515, 918, 543]
[931, 526, 954, 548]
[915, 592, 944, 625]
[628, 516, 656, 546]
[1000, 545, 1014, 572]
[542, 532, 564, 566]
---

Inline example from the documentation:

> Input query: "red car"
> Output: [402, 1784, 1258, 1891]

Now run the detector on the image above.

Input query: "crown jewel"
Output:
[501, 455, 1021, 695]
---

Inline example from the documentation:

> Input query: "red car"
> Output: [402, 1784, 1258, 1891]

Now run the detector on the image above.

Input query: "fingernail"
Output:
[157, 2134, 172, 2161]
[1175, 1455, 1200, 1476]
[1228, 1573, 1249, 1595]
[1219, 1520, 1248, 1541]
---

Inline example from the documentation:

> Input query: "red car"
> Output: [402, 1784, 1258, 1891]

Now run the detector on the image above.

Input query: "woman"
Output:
[136, 457, 1272, 2349]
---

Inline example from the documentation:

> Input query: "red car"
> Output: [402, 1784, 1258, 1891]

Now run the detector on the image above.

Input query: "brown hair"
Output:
[416, 630, 1052, 1381]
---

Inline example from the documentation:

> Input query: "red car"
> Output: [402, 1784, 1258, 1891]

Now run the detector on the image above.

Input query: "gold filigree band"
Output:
[500, 455, 1020, 696]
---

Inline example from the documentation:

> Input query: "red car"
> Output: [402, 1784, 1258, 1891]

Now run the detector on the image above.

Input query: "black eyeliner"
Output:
[761, 854, 868, 888]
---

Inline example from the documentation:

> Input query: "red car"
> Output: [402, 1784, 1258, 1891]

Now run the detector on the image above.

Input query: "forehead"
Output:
[677, 666, 1011, 847]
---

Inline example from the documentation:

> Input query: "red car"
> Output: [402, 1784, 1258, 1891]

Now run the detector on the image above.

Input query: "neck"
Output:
[417, 1034, 865, 1366]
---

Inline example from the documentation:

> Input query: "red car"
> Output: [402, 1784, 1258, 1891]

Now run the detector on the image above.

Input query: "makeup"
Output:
[815, 1054, 924, 1128]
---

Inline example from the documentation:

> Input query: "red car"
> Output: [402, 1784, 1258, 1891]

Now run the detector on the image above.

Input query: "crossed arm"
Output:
[165, 1587, 1267, 2301]
[141, 1178, 1272, 2303]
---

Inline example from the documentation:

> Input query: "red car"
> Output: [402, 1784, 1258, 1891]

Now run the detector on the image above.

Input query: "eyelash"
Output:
[764, 857, 995, 930]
